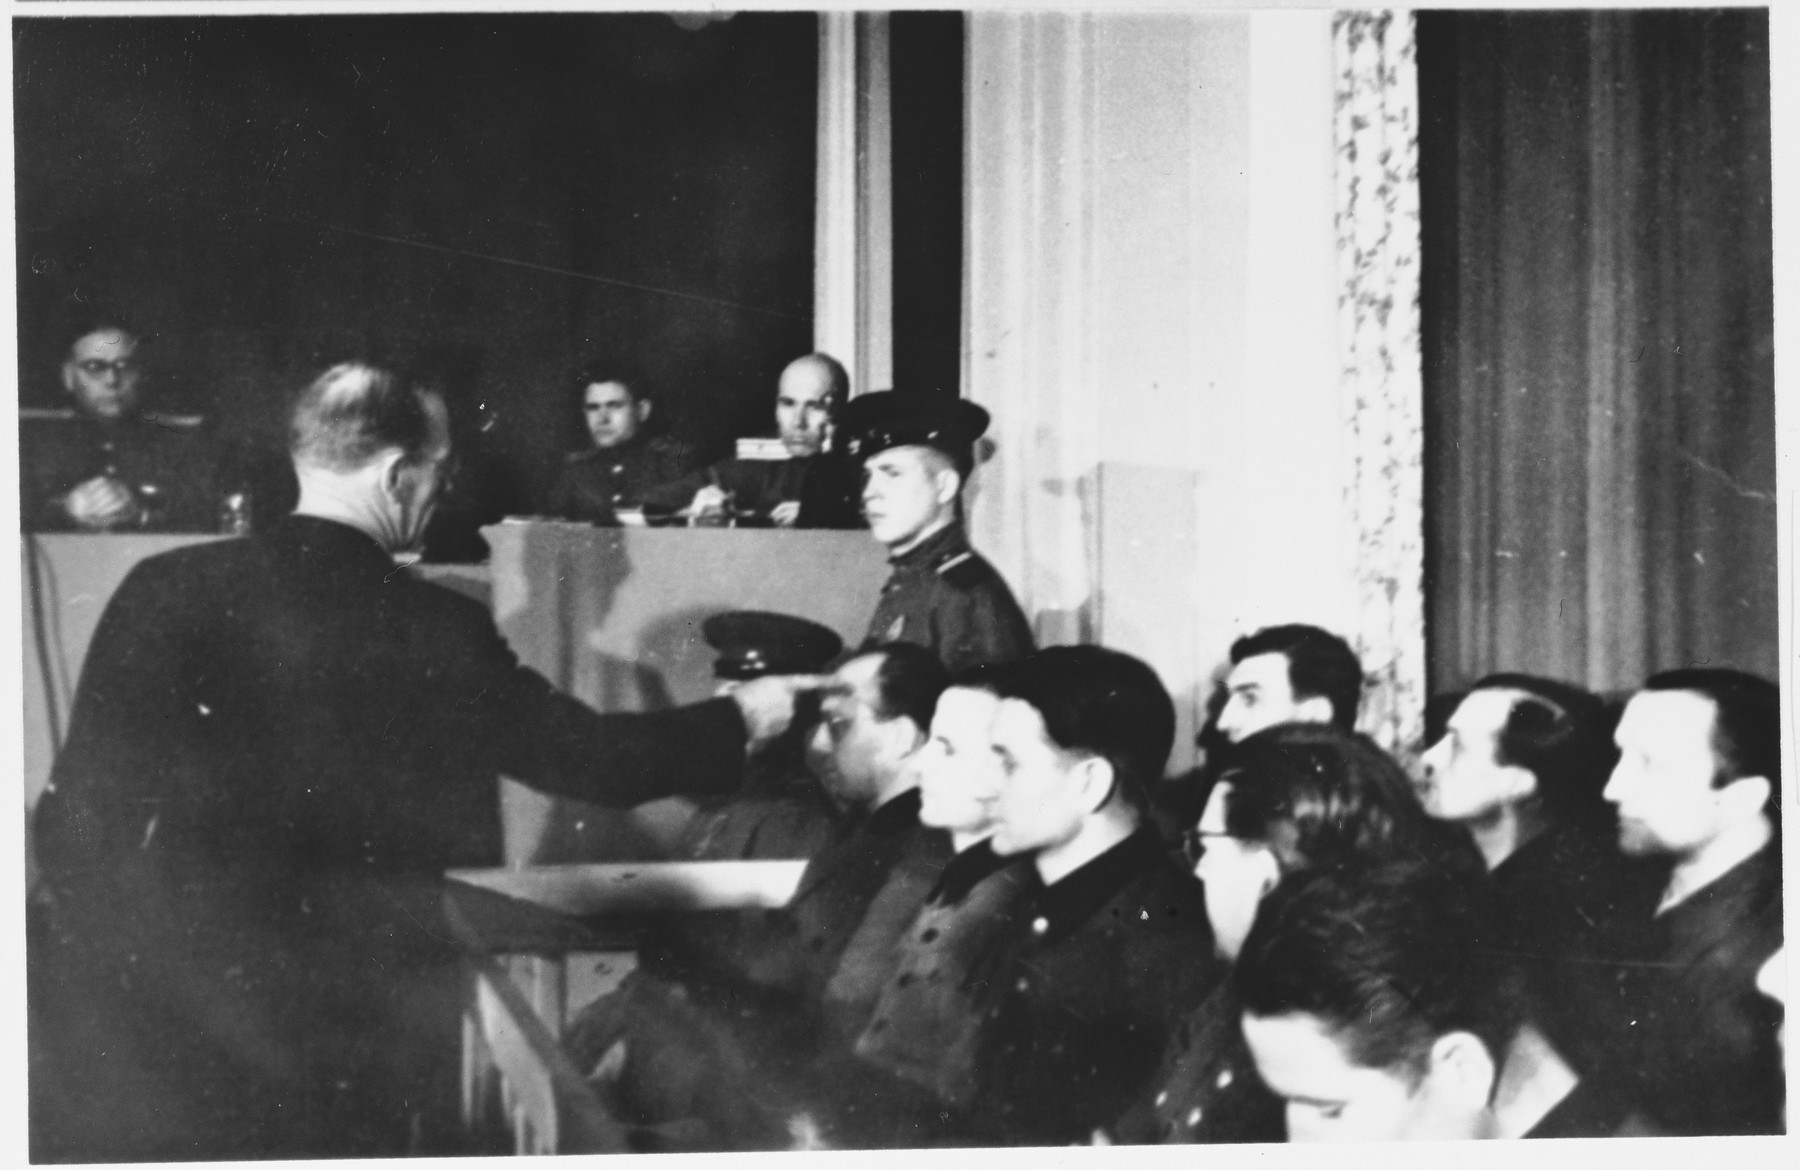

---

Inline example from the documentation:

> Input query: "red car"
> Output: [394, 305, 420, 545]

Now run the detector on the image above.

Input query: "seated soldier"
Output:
[1111, 723, 1479, 1145]
[22, 320, 218, 532]
[562, 643, 950, 1150]
[1417, 674, 1664, 1078]
[645, 353, 863, 528]
[544, 366, 700, 524]
[1235, 857, 1515, 1141]
[954, 646, 1219, 1147]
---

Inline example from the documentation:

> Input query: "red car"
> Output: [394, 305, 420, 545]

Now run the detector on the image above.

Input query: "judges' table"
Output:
[482, 520, 889, 865]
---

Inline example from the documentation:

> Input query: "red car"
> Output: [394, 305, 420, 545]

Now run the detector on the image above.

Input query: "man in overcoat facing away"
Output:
[29, 361, 823, 1162]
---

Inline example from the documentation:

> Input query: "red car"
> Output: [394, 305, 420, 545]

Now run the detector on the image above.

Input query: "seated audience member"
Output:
[1163, 624, 1364, 833]
[647, 352, 863, 528]
[1113, 723, 1477, 1145]
[544, 366, 699, 523]
[955, 646, 1217, 1146]
[678, 610, 848, 862]
[799, 669, 1038, 1147]
[28, 361, 822, 1161]
[1235, 859, 1519, 1141]
[22, 320, 218, 531]
[839, 390, 1034, 673]
[1601, 668, 1784, 1135]
[563, 643, 951, 1149]
[1417, 674, 1663, 1076]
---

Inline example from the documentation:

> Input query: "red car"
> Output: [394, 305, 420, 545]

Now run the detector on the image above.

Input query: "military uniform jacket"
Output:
[963, 830, 1222, 1146]
[642, 452, 865, 529]
[862, 522, 1033, 673]
[1109, 982, 1283, 1144]
[21, 413, 219, 532]
[1609, 843, 1784, 1135]
[545, 434, 699, 523]
[31, 515, 750, 1158]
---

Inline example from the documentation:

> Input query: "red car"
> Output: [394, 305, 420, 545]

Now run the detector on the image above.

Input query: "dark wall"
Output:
[890, 11, 963, 400]
[15, 13, 818, 535]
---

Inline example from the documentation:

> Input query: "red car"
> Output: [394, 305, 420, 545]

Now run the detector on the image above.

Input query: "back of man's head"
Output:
[1219, 723, 1459, 877]
[290, 362, 436, 473]
[1642, 668, 1780, 800]
[1230, 625, 1363, 731]
[1470, 673, 1617, 825]
[1235, 856, 1512, 1106]
[994, 645, 1176, 815]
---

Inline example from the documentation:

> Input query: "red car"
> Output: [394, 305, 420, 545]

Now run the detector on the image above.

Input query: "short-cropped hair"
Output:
[866, 642, 952, 734]
[993, 645, 1176, 814]
[573, 363, 651, 404]
[1235, 856, 1513, 1085]
[1229, 624, 1363, 731]
[1471, 673, 1617, 824]
[1217, 723, 1458, 878]
[289, 362, 436, 472]
[1644, 668, 1781, 799]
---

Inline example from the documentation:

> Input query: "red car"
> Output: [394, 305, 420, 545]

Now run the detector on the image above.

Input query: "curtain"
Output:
[1335, 11, 1427, 754]
[1418, 9, 1776, 695]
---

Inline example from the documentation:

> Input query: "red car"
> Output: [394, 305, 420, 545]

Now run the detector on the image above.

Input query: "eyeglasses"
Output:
[74, 358, 139, 378]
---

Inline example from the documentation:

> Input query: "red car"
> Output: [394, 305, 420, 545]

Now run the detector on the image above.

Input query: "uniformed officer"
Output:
[645, 353, 864, 529]
[544, 368, 700, 523]
[22, 322, 218, 532]
[839, 391, 1033, 674]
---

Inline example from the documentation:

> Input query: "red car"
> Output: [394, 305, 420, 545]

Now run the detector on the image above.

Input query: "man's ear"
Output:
[1293, 695, 1336, 727]
[1718, 773, 1772, 826]
[933, 466, 963, 508]
[635, 399, 654, 425]
[1427, 1031, 1498, 1110]
[378, 449, 409, 501]
[60, 362, 78, 396]
[1074, 755, 1118, 816]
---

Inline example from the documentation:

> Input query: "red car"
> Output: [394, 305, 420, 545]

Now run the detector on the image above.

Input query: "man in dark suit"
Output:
[961, 646, 1219, 1146]
[28, 361, 822, 1162]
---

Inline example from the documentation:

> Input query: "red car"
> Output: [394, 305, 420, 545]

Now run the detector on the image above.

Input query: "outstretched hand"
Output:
[725, 673, 847, 750]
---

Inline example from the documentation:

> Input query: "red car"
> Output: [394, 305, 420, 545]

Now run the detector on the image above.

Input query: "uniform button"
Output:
[1155, 1091, 1169, 1106]
[920, 928, 940, 943]
[897, 972, 915, 988]
[1186, 1107, 1203, 1127]
[1015, 977, 1029, 992]
[1031, 916, 1049, 934]
[1215, 1069, 1233, 1089]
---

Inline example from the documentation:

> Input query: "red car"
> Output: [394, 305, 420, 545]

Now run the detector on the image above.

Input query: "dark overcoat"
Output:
[31, 515, 750, 1159]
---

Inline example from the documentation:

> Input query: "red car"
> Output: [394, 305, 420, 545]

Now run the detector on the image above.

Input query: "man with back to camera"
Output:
[1416, 673, 1664, 1079]
[837, 389, 1033, 674]
[957, 646, 1218, 1146]
[28, 361, 824, 1162]
[647, 352, 863, 528]
[544, 364, 700, 523]
[21, 319, 218, 531]
[1599, 667, 1784, 1135]
[1236, 858, 1519, 1142]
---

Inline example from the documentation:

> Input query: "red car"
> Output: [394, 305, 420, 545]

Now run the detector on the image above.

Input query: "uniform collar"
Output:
[1023, 827, 1165, 946]
[929, 838, 1009, 906]
[888, 519, 969, 569]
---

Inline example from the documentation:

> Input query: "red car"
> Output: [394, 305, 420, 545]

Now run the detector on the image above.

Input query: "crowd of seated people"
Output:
[23, 349, 1783, 1157]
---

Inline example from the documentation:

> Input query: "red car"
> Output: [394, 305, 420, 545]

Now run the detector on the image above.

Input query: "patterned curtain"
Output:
[1333, 11, 1426, 755]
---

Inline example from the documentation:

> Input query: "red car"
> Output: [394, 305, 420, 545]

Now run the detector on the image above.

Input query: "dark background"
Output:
[15, 12, 964, 553]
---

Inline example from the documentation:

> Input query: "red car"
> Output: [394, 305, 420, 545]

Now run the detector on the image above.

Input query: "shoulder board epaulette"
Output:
[936, 550, 993, 587]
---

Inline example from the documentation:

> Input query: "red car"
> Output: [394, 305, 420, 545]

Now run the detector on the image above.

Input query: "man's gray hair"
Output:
[289, 362, 436, 471]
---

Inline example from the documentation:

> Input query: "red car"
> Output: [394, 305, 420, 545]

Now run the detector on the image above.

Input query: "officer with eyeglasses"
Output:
[22, 321, 218, 532]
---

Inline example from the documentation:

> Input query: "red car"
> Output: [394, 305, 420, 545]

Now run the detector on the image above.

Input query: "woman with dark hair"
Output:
[1108, 722, 1479, 1144]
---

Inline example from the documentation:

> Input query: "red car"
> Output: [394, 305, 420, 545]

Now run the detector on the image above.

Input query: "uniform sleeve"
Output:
[937, 577, 1036, 674]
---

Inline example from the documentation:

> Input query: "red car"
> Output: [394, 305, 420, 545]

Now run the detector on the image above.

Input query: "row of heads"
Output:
[570, 350, 992, 477]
